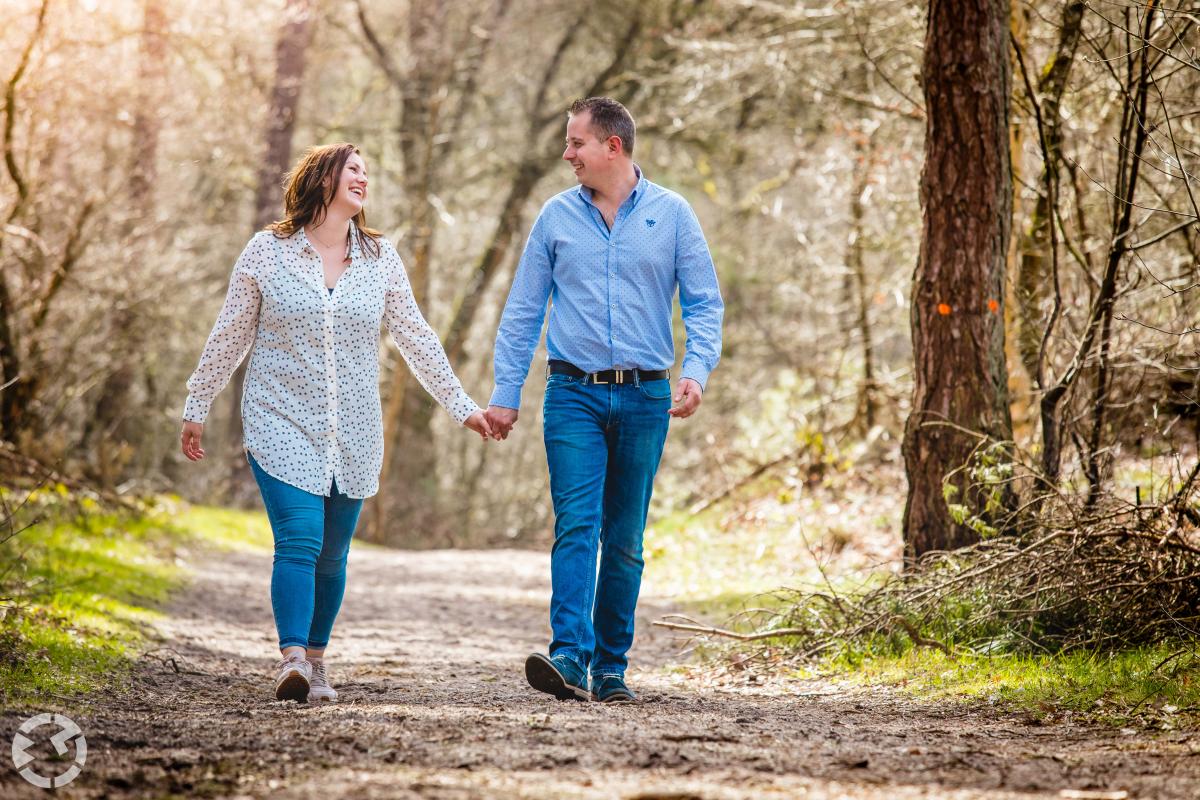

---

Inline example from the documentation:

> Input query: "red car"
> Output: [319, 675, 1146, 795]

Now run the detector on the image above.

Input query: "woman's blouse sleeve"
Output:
[182, 237, 263, 424]
[381, 244, 480, 425]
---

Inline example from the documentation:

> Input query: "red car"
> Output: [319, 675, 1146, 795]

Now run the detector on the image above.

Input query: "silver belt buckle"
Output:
[590, 371, 607, 385]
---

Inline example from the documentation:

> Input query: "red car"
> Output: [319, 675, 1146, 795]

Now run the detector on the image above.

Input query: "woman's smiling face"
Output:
[333, 152, 368, 213]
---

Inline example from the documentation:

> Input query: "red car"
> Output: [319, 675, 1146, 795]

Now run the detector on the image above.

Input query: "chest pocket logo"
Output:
[645, 219, 656, 228]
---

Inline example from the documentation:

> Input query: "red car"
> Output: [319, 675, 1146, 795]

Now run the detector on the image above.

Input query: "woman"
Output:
[179, 143, 492, 703]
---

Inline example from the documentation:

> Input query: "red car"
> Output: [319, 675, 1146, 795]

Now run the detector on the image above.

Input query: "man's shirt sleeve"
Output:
[675, 200, 724, 390]
[490, 210, 554, 409]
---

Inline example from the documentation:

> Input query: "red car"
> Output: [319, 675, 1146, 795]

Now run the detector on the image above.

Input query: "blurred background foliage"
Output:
[0, 0, 1194, 556]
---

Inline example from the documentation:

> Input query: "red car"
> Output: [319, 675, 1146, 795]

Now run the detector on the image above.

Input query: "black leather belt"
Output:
[548, 359, 670, 385]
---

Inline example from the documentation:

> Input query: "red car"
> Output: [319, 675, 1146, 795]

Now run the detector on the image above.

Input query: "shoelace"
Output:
[310, 661, 328, 686]
[276, 656, 307, 672]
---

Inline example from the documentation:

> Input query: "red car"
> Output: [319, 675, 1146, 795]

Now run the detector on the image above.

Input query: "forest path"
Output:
[3, 543, 1197, 799]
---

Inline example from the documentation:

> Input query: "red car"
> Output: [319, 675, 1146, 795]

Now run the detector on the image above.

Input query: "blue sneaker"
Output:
[592, 673, 635, 703]
[524, 653, 592, 701]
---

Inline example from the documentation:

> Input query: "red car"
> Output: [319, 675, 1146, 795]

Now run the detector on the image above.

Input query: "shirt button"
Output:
[611, 303, 617, 309]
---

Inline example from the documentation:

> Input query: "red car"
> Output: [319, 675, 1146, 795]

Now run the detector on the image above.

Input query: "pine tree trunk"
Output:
[902, 0, 1015, 559]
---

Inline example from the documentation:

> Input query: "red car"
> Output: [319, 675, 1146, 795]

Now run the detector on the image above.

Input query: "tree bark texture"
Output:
[902, 0, 1015, 559]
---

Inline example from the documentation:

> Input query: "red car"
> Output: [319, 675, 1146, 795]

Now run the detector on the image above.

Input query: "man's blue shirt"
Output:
[490, 168, 724, 410]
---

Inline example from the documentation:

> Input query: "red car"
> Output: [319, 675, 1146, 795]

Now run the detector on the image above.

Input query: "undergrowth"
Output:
[0, 484, 270, 709]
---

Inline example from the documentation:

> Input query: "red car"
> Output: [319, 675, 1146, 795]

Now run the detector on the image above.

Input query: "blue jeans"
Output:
[542, 373, 671, 676]
[247, 452, 363, 650]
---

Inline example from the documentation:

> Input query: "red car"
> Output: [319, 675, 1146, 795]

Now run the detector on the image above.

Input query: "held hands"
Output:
[464, 410, 495, 441]
[668, 378, 703, 419]
[484, 406, 518, 441]
[180, 420, 206, 461]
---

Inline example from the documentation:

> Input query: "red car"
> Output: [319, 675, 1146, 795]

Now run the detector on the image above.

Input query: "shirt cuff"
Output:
[183, 395, 212, 424]
[489, 384, 522, 410]
[679, 361, 711, 392]
[448, 389, 482, 425]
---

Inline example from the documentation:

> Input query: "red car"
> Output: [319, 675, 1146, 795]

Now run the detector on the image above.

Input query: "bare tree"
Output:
[1030, 2, 1166, 489]
[0, 0, 50, 442]
[81, 0, 169, 486]
[355, 0, 513, 541]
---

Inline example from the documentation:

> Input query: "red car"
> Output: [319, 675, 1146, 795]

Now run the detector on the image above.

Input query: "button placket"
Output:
[324, 300, 338, 486]
[607, 227, 619, 365]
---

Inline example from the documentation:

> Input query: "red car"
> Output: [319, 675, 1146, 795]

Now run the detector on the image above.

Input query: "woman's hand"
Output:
[181, 420, 206, 461]
[463, 411, 494, 442]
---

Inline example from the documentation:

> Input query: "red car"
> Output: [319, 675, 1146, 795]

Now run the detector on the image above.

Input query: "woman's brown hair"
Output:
[267, 143, 382, 259]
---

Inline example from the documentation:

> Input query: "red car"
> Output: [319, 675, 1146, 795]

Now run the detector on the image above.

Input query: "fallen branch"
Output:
[652, 617, 811, 642]
[892, 615, 954, 658]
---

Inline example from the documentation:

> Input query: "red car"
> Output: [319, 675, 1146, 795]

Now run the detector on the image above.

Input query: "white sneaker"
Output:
[274, 655, 312, 702]
[307, 660, 337, 703]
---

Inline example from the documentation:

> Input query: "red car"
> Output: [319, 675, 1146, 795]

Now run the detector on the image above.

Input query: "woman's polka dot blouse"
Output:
[183, 227, 481, 499]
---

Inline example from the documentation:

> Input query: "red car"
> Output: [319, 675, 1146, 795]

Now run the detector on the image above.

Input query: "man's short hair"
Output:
[568, 97, 635, 156]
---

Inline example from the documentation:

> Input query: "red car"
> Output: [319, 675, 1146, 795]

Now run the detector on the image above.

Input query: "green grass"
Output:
[0, 486, 272, 708]
[815, 644, 1200, 726]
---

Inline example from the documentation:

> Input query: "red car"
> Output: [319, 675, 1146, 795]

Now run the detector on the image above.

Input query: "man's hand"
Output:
[180, 420, 205, 461]
[464, 411, 495, 442]
[485, 405, 519, 440]
[668, 378, 703, 419]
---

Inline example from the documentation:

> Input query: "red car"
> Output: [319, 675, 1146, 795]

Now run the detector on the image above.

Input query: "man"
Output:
[486, 97, 723, 703]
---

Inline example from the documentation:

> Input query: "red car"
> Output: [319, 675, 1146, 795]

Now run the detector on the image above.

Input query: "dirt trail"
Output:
[3, 542, 1198, 799]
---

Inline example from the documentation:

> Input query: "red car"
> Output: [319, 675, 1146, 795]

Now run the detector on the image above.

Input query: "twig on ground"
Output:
[652, 617, 811, 642]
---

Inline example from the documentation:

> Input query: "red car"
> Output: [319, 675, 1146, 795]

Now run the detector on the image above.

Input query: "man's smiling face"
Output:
[562, 111, 611, 186]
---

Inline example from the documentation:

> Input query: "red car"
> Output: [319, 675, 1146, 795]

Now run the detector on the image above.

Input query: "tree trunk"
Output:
[1015, 1, 1084, 391]
[0, 0, 50, 442]
[902, 0, 1015, 559]
[847, 132, 877, 432]
[224, 0, 316, 501]
[367, 0, 450, 545]
[84, 0, 168, 486]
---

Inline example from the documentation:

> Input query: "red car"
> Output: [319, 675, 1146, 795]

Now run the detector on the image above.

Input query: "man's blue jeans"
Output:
[542, 373, 671, 677]
[247, 452, 363, 650]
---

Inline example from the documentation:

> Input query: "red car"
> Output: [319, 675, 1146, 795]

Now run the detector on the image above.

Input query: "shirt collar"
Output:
[294, 221, 360, 262]
[577, 163, 646, 207]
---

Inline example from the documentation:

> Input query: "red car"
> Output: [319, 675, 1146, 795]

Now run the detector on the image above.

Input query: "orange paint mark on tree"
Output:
[987, 298, 999, 313]
[937, 303, 952, 316]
